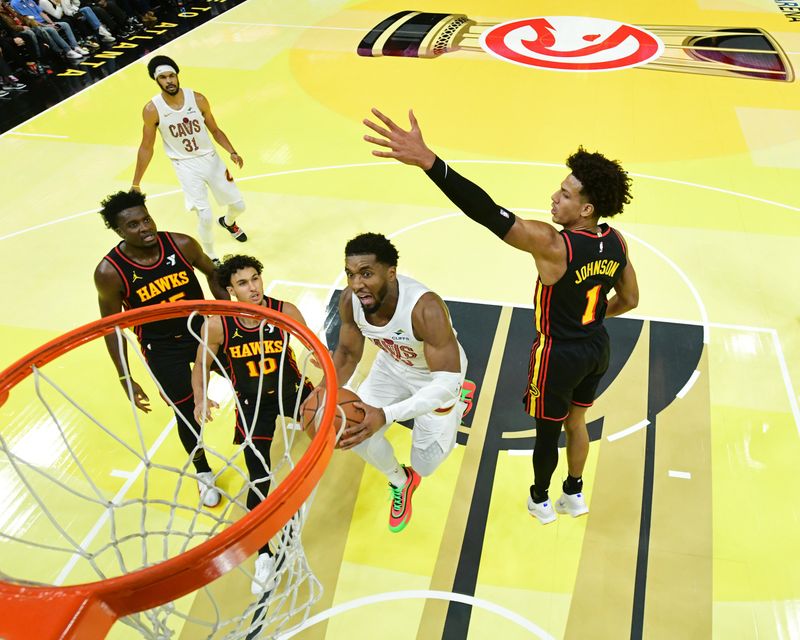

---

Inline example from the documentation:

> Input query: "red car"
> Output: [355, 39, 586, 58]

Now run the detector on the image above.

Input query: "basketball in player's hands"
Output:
[300, 386, 365, 447]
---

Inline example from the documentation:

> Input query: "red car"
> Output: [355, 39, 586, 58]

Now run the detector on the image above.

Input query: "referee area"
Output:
[1, 1, 799, 638]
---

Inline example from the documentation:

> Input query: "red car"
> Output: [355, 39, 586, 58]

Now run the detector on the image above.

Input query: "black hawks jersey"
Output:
[534, 224, 628, 340]
[103, 231, 205, 341]
[220, 297, 311, 400]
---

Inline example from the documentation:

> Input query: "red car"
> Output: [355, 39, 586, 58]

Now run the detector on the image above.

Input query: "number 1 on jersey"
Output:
[582, 284, 602, 325]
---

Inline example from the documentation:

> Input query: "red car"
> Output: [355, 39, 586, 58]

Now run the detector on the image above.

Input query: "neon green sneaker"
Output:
[388, 466, 421, 533]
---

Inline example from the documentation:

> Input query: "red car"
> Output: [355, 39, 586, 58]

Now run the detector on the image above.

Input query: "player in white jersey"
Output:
[331, 232, 467, 532]
[132, 55, 247, 262]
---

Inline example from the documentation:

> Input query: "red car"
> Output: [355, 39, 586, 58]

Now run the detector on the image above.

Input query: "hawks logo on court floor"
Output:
[480, 16, 664, 72]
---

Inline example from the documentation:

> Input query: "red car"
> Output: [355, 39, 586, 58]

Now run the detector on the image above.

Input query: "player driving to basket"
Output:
[331, 232, 468, 533]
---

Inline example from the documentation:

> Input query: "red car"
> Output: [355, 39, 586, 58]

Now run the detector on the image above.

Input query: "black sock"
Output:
[563, 475, 583, 495]
[530, 484, 549, 504]
[192, 450, 211, 473]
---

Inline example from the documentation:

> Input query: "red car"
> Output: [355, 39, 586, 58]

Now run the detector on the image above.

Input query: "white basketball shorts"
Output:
[171, 151, 242, 211]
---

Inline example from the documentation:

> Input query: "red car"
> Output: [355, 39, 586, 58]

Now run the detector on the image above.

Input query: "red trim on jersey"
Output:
[112, 234, 165, 270]
[173, 391, 193, 404]
[234, 417, 273, 442]
[610, 227, 628, 255]
[163, 232, 194, 270]
[570, 226, 612, 239]
[571, 400, 593, 407]
[562, 232, 573, 264]
[102, 255, 131, 299]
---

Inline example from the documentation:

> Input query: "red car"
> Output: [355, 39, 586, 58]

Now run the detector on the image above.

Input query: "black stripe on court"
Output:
[442, 311, 644, 638]
[630, 321, 703, 639]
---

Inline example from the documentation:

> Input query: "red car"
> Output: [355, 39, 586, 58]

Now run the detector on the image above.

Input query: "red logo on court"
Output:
[480, 16, 664, 72]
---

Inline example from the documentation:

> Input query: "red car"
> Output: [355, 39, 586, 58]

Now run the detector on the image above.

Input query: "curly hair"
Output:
[216, 254, 264, 288]
[566, 147, 632, 218]
[147, 55, 180, 79]
[99, 190, 147, 229]
[344, 232, 399, 267]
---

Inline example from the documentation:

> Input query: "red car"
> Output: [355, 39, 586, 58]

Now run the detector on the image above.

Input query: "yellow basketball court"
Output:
[1, 1, 799, 638]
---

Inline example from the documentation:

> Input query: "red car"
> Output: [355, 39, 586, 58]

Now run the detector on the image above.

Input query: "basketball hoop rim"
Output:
[0, 300, 339, 639]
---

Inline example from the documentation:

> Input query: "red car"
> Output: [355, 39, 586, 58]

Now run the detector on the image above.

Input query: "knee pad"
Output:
[410, 441, 447, 477]
[196, 206, 214, 226]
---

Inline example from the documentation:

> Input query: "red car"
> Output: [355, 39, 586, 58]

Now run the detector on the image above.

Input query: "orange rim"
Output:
[0, 300, 338, 640]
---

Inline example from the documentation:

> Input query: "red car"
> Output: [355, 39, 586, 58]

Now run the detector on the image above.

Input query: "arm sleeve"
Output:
[381, 370, 462, 425]
[424, 156, 516, 239]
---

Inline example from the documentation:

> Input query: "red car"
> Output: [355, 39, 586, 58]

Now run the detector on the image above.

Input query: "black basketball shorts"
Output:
[523, 328, 610, 421]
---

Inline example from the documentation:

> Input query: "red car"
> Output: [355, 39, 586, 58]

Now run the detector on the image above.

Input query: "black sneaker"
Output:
[218, 216, 247, 242]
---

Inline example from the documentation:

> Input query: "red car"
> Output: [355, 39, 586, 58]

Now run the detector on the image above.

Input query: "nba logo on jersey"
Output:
[167, 254, 176, 266]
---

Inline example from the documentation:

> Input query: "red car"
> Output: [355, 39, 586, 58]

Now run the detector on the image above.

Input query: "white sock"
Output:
[196, 207, 216, 259]
[224, 200, 246, 226]
[387, 465, 407, 487]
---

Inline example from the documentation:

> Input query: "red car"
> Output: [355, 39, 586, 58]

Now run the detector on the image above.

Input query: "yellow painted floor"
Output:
[1, 1, 800, 638]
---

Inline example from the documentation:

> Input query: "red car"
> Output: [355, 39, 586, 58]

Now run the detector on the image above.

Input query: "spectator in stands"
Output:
[88, 0, 131, 37]
[0, 46, 25, 93]
[10, 0, 89, 59]
[0, 2, 52, 70]
[38, 0, 114, 44]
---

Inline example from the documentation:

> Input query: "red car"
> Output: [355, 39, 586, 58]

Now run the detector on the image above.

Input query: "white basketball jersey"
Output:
[152, 89, 215, 161]
[352, 274, 452, 374]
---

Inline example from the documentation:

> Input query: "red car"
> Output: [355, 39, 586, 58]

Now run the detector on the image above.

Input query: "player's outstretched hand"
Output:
[363, 108, 436, 171]
[230, 151, 244, 169]
[194, 398, 219, 424]
[121, 378, 151, 413]
[338, 401, 386, 450]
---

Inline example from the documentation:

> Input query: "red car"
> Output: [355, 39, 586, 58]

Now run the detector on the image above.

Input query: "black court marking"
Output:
[630, 321, 703, 639]
[443, 311, 641, 637]
[323, 292, 705, 637]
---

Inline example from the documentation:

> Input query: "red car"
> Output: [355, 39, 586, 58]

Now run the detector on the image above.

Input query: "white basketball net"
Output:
[0, 310, 330, 639]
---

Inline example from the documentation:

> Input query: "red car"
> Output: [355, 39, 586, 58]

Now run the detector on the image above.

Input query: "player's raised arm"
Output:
[93, 260, 151, 413]
[173, 233, 230, 300]
[195, 92, 243, 169]
[363, 108, 564, 268]
[191, 315, 224, 423]
[331, 288, 365, 386]
[132, 102, 158, 191]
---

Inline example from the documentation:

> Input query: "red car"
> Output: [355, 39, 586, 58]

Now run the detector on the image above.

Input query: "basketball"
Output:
[301, 386, 365, 445]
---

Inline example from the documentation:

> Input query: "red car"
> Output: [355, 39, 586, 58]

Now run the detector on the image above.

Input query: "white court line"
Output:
[676, 370, 701, 399]
[668, 470, 692, 480]
[5, 132, 68, 139]
[622, 229, 710, 344]
[278, 589, 554, 640]
[607, 419, 650, 442]
[451, 159, 800, 213]
[3, 159, 800, 242]
[509, 450, 533, 456]
[771, 329, 800, 438]
[110, 469, 134, 479]
[54, 417, 177, 585]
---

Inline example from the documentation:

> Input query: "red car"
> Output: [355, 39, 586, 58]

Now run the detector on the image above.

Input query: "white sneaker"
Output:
[251, 553, 278, 594]
[527, 495, 556, 524]
[75, 46, 90, 55]
[65, 50, 82, 59]
[98, 24, 112, 37]
[196, 471, 221, 508]
[555, 492, 589, 517]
